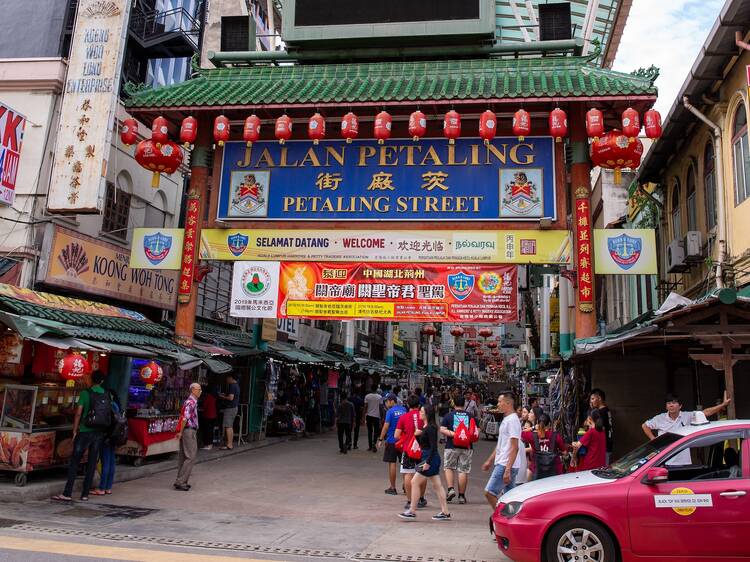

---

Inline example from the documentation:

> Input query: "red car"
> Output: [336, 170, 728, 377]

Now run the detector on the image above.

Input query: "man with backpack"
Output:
[440, 395, 478, 504]
[521, 413, 566, 479]
[53, 370, 112, 502]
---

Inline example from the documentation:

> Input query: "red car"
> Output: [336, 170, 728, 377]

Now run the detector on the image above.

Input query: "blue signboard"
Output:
[217, 137, 556, 221]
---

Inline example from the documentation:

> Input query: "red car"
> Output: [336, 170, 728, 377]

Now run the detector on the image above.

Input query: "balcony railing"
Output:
[129, 6, 201, 51]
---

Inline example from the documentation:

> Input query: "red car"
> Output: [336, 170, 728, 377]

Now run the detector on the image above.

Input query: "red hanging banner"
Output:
[277, 262, 518, 323]
[178, 192, 200, 303]
[575, 187, 594, 312]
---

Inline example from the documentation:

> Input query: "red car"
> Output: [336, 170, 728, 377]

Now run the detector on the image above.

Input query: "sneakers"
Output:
[458, 494, 467, 505]
[385, 487, 398, 495]
[446, 488, 456, 502]
[417, 497, 428, 509]
[398, 511, 416, 520]
[432, 512, 452, 521]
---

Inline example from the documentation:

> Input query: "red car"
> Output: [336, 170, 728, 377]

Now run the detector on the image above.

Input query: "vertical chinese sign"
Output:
[0, 102, 27, 207]
[178, 193, 200, 303]
[46, 0, 131, 213]
[575, 187, 594, 312]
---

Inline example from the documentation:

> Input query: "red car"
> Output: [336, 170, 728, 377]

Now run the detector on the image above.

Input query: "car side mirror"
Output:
[644, 467, 669, 485]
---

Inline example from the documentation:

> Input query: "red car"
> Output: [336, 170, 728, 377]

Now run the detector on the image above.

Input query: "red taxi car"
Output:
[492, 419, 750, 562]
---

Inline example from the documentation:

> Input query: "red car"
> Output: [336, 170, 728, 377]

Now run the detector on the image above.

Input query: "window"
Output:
[704, 142, 717, 230]
[659, 432, 744, 482]
[101, 182, 131, 240]
[732, 102, 750, 205]
[221, 16, 251, 52]
[144, 191, 168, 228]
[671, 179, 682, 240]
[146, 57, 190, 89]
[686, 165, 697, 232]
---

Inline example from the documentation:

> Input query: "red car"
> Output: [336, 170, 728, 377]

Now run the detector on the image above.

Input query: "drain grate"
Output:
[7, 523, 489, 562]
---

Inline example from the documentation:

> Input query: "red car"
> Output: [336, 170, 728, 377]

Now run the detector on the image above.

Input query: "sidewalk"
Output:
[0, 435, 289, 503]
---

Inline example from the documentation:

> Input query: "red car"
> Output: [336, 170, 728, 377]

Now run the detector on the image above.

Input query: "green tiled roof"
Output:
[126, 56, 658, 109]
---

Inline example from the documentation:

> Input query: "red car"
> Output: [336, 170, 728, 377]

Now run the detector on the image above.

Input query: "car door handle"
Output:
[720, 491, 747, 497]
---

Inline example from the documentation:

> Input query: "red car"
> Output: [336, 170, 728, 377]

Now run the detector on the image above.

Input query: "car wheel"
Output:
[545, 517, 617, 562]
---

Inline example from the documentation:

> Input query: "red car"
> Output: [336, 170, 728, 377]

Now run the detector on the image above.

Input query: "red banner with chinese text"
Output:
[178, 194, 200, 303]
[278, 262, 518, 322]
[575, 193, 594, 312]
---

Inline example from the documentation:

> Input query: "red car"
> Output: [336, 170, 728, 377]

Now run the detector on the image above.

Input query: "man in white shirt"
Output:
[364, 385, 384, 453]
[482, 392, 522, 509]
[642, 392, 731, 465]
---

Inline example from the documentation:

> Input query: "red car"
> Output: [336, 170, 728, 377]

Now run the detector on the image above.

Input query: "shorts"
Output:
[400, 454, 417, 474]
[444, 448, 473, 474]
[383, 442, 400, 463]
[222, 407, 238, 427]
[485, 464, 519, 498]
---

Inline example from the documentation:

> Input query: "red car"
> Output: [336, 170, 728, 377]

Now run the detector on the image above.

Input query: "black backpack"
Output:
[533, 431, 559, 480]
[84, 389, 112, 429]
[107, 396, 128, 447]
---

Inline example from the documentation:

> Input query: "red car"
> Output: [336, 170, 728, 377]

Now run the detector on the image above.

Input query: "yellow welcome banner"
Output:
[200, 229, 570, 264]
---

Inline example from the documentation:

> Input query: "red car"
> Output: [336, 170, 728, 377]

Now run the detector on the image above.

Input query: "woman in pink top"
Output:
[573, 409, 607, 471]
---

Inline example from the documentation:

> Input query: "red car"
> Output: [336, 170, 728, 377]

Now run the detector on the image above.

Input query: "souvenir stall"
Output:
[0, 333, 108, 486]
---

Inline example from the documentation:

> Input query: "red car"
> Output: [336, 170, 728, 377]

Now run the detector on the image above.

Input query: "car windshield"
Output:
[593, 433, 683, 479]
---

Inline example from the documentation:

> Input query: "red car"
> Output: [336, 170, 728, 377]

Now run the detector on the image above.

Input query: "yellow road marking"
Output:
[0, 535, 285, 562]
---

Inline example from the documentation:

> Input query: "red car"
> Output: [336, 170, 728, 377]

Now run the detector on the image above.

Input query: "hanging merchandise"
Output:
[120, 118, 138, 146]
[549, 108, 568, 142]
[479, 110, 497, 145]
[374, 110, 392, 144]
[408, 110, 427, 141]
[590, 130, 644, 184]
[151, 116, 169, 147]
[512, 109, 531, 141]
[139, 361, 164, 390]
[179, 116, 197, 148]
[341, 112, 358, 143]
[644, 109, 662, 139]
[443, 110, 461, 144]
[213, 115, 230, 146]
[308, 113, 325, 145]
[585, 108, 604, 141]
[621, 107, 641, 141]
[58, 351, 90, 388]
[135, 139, 184, 188]
[243, 114, 261, 147]
[275, 115, 293, 144]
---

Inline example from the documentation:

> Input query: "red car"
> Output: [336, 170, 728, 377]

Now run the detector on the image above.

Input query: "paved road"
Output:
[0, 432, 511, 562]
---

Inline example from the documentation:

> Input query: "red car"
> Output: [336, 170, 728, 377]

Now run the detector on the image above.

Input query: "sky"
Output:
[613, 0, 725, 117]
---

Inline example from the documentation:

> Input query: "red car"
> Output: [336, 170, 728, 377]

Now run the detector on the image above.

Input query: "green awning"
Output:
[0, 310, 67, 339]
[203, 357, 233, 374]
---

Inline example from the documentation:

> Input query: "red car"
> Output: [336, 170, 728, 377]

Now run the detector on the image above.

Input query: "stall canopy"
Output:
[0, 284, 231, 373]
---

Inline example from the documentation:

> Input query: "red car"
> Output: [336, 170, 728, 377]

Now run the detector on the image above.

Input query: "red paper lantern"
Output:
[120, 118, 138, 146]
[341, 112, 359, 143]
[151, 116, 169, 147]
[308, 113, 325, 145]
[466, 340, 478, 349]
[421, 324, 437, 337]
[549, 107, 568, 142]
[586, 108, 604, 141]
[443, 110, 461, 144]
[243, 114, 261, 147]
[275, 114, 293, 144]
[644, 109, 662, 139]
[213, 115, 230, 146]
[179, 116, 197, 148]
[487, 341, 498, 349]
[135, 139, 184, 188]
[590, 130, 644, 184]
[476, 350, 484, 357]
[140, 360, 164, 390]
[408, 110, 427, 141]
[479, 110, 497, 145]
[478, 327, 493, 339]
[450, 326, 464, 338]
[374, 111, 392, 144]
[491, 350, 500, 357]
[59, 351, 90, 388]
[622, 107, 641, 141]
[512, 109, 531, 141]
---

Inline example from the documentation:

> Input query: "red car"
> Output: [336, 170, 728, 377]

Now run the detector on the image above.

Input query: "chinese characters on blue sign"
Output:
[217, 137, 556, 221]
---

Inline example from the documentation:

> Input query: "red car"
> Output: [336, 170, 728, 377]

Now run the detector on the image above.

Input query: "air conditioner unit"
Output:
[685, 231, 704, 262]
[667, 238, 689, 273]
